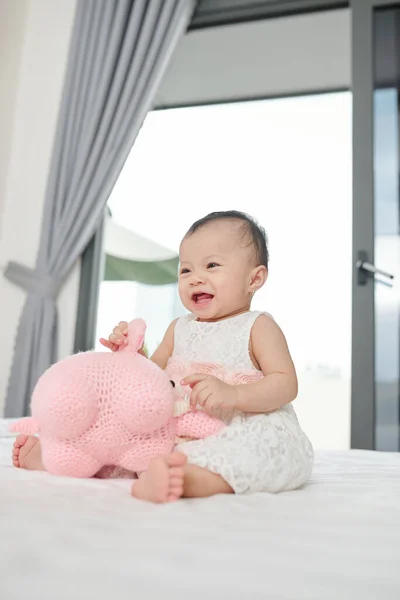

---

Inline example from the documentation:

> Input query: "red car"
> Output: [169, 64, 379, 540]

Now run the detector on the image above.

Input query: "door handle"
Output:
[356, 251, 394, 286]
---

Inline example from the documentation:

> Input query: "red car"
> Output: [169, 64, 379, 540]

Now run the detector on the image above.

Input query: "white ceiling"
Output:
[154, 9, 350, 107]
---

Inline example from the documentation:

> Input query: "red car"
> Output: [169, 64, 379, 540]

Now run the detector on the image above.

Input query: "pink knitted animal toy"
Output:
[10, 320, 224, 478]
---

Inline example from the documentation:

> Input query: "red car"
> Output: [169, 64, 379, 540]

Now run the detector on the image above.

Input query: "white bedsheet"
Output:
[1, 419, 399, 600]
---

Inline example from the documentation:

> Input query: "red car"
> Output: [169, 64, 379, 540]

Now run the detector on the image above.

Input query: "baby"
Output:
[12, 211, 313, 502]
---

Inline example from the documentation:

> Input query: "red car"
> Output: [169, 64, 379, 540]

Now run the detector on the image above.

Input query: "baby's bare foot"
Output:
[131, 453, 187, 503]
[12, 435, 45, 471]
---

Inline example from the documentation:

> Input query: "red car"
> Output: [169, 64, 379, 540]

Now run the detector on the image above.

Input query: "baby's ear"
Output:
[250, 265, 268, 293]
[125, 319, 146, 354]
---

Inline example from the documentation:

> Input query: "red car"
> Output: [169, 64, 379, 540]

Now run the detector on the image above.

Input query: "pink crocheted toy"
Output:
[9, 320, 224, 478]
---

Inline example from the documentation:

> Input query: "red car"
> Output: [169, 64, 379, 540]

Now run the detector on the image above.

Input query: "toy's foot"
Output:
[12, 435, 45, 471]
[131, 453, 187, 503]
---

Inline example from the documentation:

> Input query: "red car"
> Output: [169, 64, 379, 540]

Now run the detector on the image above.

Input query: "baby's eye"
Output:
[207, 262, 220, 269]
[180, 268, 190, 275]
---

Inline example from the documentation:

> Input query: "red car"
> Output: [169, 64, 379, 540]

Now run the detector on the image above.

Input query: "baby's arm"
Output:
[235, 315, 298, 413]
[149, 319, 177, 370]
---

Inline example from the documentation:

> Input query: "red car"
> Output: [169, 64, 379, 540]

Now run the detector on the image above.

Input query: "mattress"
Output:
[0, 418, 399, 600]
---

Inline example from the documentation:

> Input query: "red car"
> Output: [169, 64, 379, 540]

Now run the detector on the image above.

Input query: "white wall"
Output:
[0, 0, 78, 416]
[0, 1, 28, 238]
[155, 9, 350, 107]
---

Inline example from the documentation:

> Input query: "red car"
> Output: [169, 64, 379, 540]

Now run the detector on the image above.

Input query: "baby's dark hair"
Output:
[186, 210, 269, 268]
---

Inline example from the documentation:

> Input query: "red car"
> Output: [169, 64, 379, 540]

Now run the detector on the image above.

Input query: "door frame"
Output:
[351, 0, 400, 449]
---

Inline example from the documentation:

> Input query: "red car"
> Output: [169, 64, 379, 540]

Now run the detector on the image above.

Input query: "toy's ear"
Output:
[122, 319, 146, 354]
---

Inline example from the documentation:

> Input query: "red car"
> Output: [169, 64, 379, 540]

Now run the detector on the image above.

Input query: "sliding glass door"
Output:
[352, 0, 400, 450]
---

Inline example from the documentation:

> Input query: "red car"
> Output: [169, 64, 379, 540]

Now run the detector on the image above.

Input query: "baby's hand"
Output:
[181, 374, 238, 416]
[99, 321, 129, 352]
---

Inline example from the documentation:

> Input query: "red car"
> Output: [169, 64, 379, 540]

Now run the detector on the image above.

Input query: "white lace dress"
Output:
[172, 311, 314, 494]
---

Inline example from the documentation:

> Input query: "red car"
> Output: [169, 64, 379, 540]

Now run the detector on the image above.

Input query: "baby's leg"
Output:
[182, 463, 233, 498]
[12, 435, 45, 471]
[12, 436, 233, 496]
[131, 454, 233, 502]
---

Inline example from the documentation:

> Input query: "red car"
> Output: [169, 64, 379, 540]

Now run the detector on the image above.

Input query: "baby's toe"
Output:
[168, 467, 184, 501]
[168, 486, 184, 502]
[166, 453, 187, 468]
[169, 476, 183, 487]
[14, 434, 28, 448]
[169, 467, 183, 478]
[12, 444, 21, 467]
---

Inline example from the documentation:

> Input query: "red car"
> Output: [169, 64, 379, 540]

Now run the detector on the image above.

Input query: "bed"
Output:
[1, 418, 399, 600]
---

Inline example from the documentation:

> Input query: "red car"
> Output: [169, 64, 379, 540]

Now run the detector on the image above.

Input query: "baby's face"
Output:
[179, 221, 257, 321]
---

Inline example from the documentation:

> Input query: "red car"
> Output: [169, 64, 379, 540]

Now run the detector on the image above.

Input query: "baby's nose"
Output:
[190, 272, 205, 285]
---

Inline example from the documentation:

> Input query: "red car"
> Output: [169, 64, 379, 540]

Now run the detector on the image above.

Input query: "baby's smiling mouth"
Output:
[192, 292, 214, 304]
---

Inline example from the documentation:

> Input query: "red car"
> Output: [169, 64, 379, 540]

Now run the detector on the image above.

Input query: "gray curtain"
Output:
[4, 0, 195, 417]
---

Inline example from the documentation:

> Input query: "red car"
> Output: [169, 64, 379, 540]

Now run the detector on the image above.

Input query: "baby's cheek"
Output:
[179, 294, 191, 312]
[178, 280, 187, 297]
